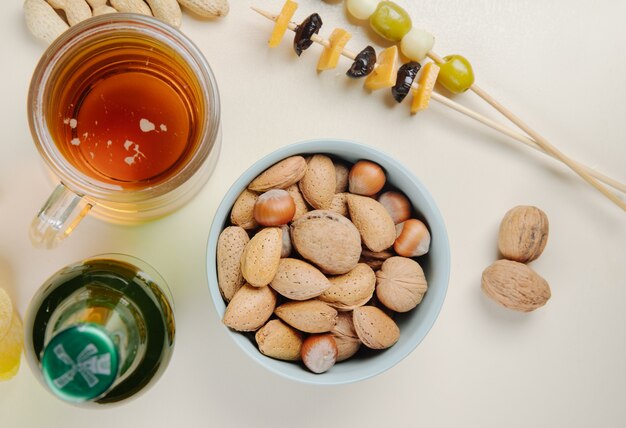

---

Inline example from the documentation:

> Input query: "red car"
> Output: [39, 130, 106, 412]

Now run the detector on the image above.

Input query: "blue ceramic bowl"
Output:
[206, 139, 450, 385]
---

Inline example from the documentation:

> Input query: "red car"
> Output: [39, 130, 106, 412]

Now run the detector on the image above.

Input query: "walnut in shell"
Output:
[375, 257, 428, 313]
[498, 205, 549, 263]
[481, 259, 551, 312]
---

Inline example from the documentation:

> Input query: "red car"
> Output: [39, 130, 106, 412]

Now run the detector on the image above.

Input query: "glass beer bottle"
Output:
[24, 254, 175, 405]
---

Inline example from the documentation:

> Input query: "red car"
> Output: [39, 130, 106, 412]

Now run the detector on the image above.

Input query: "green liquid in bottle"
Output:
[24, 255, 175, 406]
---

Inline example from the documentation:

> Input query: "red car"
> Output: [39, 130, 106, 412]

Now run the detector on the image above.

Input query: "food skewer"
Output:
[341, 1, 626, 207]
[251, 5, 626, 199]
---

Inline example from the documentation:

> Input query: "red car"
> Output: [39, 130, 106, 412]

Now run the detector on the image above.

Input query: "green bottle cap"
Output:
[41, 324, 119, 403]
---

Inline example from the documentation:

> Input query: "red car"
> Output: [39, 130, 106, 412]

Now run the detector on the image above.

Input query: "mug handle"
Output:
[30, 184, 92, 249]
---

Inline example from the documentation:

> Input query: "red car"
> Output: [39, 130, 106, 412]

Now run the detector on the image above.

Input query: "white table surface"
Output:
[1, 0, 625, 426]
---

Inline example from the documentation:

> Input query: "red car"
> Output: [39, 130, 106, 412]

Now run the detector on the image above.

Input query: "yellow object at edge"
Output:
[0, 312, 24, 381]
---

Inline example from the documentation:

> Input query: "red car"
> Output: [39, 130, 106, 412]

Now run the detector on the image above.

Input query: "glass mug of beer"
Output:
[28, 14, 221, 249]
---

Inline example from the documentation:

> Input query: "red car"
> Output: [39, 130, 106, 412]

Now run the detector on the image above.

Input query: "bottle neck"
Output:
[41, 283, 146, 402]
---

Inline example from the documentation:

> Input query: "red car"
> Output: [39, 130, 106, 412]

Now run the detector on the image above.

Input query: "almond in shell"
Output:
[331, 311, 361, 362]
[248, 156, 307, 192]
[216, 226, 249, 302]
[352, 306, 400, 350]
[334, 161, 350, 193]
[240, 227, 283, 287]
[275, 300, 338, 333]
[270, 258, 331, 300]
[320, 263, 376, 311]
[376, 256, 428, 312]
[223, 284, 277, 332]
[290, 210, 361, 275]
[299, 154, 336, 210]
[286, 184, 310, 221]
[359, 248, 394, 270]
[255, 319, 303, 361]
[230, 189, 259, 230]
[280, 225, 292, 258]
[328, 192, 349, 217]
[346, 194, 396, 252]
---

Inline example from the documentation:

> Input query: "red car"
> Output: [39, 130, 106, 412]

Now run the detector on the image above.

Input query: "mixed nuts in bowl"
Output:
[206, 139, 450, 384]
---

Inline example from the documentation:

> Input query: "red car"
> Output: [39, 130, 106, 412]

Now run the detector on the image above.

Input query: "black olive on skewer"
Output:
[346, 46, 377, 78]
[391, 62, 422, 103]
[293, 13, 323, 56]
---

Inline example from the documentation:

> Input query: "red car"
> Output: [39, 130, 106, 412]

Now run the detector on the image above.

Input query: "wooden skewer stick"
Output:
[429, 93, 626, 194]
[252, 6, 626, 203]
[427, 51, 625, 210]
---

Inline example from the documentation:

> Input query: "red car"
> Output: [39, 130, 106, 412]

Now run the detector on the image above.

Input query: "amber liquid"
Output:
[46, 36, 206, 188]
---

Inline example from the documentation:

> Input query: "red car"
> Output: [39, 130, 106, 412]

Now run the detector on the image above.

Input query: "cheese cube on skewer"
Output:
[364, 45, 399, 90]
[317, 28, 352, 71]
[269, 0, 298, 48]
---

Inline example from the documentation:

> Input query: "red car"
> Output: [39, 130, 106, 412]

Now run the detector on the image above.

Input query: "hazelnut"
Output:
[348, 160, 386, 196]
[498, 205, 549, 263]
[301, 334, 338, 374]
[378, 191, 412, 224]
[394, 219, 431, 257]
[253, 189, 296, 226]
